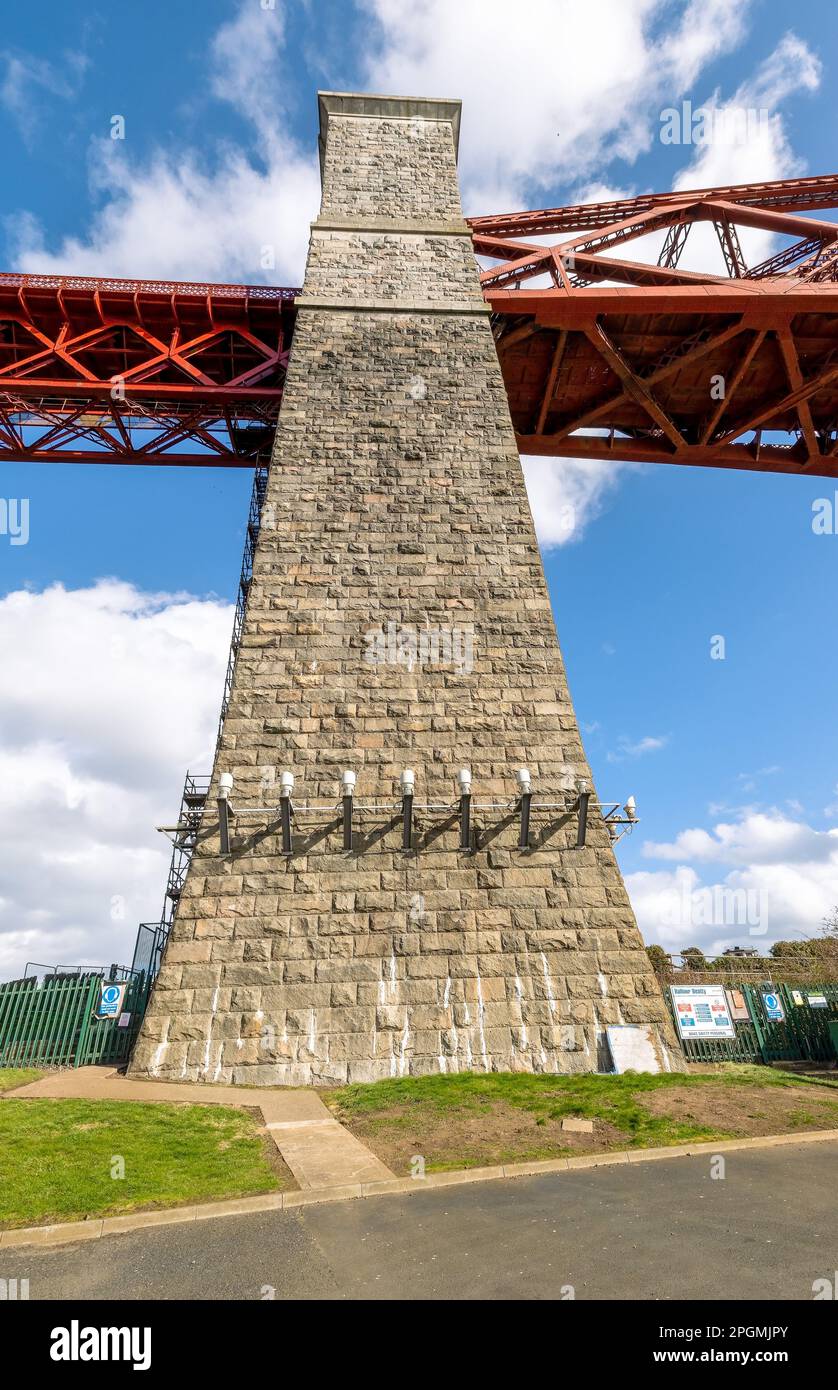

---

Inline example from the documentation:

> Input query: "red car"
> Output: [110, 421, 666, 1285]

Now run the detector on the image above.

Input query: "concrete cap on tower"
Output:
[317, 91, 462, 177]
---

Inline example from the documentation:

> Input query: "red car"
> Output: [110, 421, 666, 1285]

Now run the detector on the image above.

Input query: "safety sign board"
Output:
[725, 987, 751, 1022]
[97, 981, 127, 1019]
[670, 985, 735, 1040]
[761, 990, 785, 1022]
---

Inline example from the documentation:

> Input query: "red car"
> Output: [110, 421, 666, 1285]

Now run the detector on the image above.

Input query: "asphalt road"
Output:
[5, 1142, 837, 1301]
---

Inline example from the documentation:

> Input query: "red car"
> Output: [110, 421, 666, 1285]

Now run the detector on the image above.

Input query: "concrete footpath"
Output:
[5, 1066, 394, 1191]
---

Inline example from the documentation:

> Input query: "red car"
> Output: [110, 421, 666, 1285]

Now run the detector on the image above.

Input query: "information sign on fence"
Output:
[670, 984, 736, 1040]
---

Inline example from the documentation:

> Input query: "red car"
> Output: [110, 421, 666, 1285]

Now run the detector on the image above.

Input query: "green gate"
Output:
[670, 981, 838, 1065]
[0, 966, 151, 1069]
[750, 983, 838, 1063]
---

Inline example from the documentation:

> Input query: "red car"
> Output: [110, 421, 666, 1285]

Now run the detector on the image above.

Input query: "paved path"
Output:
[6, 1067, 393, 1191]
[3, 1141, 836, 1300]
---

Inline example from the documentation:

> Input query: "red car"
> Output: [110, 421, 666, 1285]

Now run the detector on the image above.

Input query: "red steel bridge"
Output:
[2, 173, 838, 476]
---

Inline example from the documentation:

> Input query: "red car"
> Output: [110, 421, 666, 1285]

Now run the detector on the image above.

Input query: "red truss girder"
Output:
[471, 174, 838, 477]
[468, 173, 838, 238]
[0, 273, 297, 465]
[2, 174, 838, 477]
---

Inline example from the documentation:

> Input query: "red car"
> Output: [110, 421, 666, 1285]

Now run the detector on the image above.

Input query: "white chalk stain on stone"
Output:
[514, 974, 528, 1049]
[150, 1041, 169, 1075]
[443, 975, 451, 1009]
[597, 972, 608, 998]
[202, 986, 220, 1077]
[476, 970, 489, 1072]
[397, 1015, 411, 1076]
[540, 953, 557, 1019]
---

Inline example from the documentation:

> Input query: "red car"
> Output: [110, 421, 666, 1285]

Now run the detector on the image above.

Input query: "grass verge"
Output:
[0, 1098, 287, 1228]
[322, 1065, 838, 1175]
[0, 1068, 43, 1093]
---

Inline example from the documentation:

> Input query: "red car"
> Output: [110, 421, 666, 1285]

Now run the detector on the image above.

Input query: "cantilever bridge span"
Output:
[2, 172, 838, 476]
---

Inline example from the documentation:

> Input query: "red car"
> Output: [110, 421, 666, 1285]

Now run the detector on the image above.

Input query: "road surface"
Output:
[4, 1142, 836, 1300]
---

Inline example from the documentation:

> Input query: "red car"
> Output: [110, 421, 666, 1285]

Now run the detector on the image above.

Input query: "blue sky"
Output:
[1, 0, 837, 975]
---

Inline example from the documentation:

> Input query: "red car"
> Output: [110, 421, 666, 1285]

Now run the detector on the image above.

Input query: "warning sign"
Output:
[670, 985, 736, 1040]
[96, 981, 127, 1020]
[761, 990, 785, 1022]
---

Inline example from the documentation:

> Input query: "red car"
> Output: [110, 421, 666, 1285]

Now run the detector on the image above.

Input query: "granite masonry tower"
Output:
[131, 93, 680, 1085]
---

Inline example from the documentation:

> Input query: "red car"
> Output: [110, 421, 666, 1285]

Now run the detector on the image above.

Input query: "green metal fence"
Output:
[669, 981, 838, 1064]
[0, 966, 151, 1069]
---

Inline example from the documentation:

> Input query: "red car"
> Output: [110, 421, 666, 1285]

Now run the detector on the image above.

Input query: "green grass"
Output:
[324, 1065, 838, 1171]
[329, 1070, 724, 1148]
[0, 1068, 43, 1093]
[0, 1098, 284, 1228]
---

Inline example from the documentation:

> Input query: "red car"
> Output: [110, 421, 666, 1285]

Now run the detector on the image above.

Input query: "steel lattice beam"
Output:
[474, 173, 838, 477]
[0, 273, 297, 465]
[2, 174, 838, 478]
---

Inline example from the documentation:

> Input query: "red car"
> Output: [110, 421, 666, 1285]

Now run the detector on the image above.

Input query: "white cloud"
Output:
[522, 456, 624, 548]
[668, 33, 822, 274]
[6, 2, 319, 284]
[556, 33, 821, 280]
[608, 734, 670, 762]
[629, 809, 838, 953]
[644, 811, 838, 866]
[363, 0, 752, 211]
[1, 47, 87, 147]
[209, 0, 290, 152]
[10, 142, 317, 285]
[0, 582, 232, 978]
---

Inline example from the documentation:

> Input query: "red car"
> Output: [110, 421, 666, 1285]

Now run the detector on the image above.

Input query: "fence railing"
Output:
[668, 981, 838, 1065]
[0, 964, 151, 1069]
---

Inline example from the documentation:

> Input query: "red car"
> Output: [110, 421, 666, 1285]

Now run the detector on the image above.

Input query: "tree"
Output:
[645, 945, 670, 979]
[770, 940, 810, 958]
[681, 946, 707, 971]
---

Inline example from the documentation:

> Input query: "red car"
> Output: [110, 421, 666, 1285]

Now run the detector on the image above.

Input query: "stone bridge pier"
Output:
[130, 92, 680, 1085]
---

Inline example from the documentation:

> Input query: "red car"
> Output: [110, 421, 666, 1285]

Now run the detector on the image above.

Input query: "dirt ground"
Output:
[639, 1082, 838, 1138]
[337, 1080, 838, 1176]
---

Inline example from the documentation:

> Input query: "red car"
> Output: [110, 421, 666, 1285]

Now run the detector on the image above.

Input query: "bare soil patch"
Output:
[352, 1102, 627, 1174]
[327, 1072, 838, 1176]
[639, 1082, 838, 1138]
